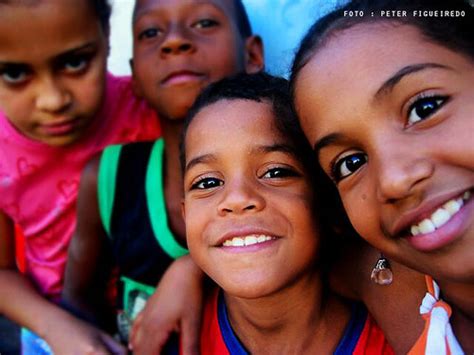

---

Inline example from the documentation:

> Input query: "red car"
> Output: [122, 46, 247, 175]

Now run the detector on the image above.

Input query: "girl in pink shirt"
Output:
[0, 1, 160, 353]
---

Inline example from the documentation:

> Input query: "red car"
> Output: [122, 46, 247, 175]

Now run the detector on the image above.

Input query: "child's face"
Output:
[0, 1, 108, 146]
[131, 0, 262, 120]
[183, 99, 319, 298]
[294, 23, 474, 282]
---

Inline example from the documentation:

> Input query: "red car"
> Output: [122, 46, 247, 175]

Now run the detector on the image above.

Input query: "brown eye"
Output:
[1, 65, 30, 84]
[262, 167, 298, 179]
[193, 19, 219, 29]
[191, 177, 223, 190]
[408, 96, 447, 125]
[333, 153, 367, 181]
[138, 28, 162, 40]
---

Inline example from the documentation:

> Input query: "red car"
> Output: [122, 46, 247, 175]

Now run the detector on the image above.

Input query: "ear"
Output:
[130, 58, 143, 98]
[181, 200, 186, 221]
[243, 35, 264, 74]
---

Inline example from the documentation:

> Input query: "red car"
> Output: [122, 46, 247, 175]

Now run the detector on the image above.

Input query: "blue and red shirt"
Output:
[199, 290, 394, 355]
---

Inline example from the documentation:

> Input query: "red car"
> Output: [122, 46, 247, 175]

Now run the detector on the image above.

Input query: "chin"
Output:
[217, 277, 280, 300]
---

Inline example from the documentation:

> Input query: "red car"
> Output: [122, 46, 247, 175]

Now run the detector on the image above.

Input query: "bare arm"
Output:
[0, 210, 124, 353]
[130, 254, 204, 355]
[63, 153, 115, 330]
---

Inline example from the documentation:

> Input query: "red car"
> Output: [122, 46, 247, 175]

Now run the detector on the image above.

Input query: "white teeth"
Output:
[418, 219, 436, 234]
[409, 191, 471, 236]
[443, 199, 461, 215]
[410, 225, 420, 236]
[222, 234, 274, 247]
[257, 235, 266, 243]
[244, 236, 258, 246]
[431, 209, 451, 228]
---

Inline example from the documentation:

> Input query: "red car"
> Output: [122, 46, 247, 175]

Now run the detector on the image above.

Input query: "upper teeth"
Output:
[222, 234, 275, 247]
[410, 191, 470, 236]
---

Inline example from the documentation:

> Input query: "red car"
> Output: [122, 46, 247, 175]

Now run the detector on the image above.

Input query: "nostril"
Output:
[162, 47, 172, 54]
[179, 43, 192, 52]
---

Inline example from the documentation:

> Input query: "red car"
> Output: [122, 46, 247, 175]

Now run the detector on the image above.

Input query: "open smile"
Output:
[222, 234, 277, 247]
[395, 188, 474, 251]
[410, 190, 471, 236]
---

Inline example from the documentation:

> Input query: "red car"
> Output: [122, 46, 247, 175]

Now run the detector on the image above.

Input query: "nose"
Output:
[35, 77, 72, 113]
[217, 177, 265, 216]
[160, 25, 195, 56]
[375, 143, 434, 204]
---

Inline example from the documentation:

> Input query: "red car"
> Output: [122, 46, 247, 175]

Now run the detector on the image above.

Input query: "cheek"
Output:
[207, 39, 244, 78]
[184, 205, 208, 258]
[75, 71, 106, 116]
[0, 92, 30, 127]
[341, 188, 379, 241]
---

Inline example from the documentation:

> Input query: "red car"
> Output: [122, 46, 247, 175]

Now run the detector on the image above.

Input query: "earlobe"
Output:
[130, 59, 143, 98]
[244, 35, 264, 74]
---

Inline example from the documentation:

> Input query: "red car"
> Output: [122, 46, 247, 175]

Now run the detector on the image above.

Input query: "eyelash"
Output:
[190, 166, 299, 190]
[138, 28, 162, 40]
[59, 54, 92, 73]
[330, 152, 367, 183]
[406, 93, 448, 126]
[190, 176, 223, 190]
[193, 18, 219, 29]
[260, 167, 299, 179]
[0, 66, 31, 85]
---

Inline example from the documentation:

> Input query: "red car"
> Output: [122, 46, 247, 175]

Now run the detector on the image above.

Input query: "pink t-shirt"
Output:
[0, 73, 161, 300]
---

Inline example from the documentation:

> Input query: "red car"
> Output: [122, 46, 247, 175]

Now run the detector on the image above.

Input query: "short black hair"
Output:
[180, 72, 313, 179]
[93, 0, 112, 30]
[290, 0, 474, 88]
[0, 0, 111, 30]
[232, 0, 252, 38]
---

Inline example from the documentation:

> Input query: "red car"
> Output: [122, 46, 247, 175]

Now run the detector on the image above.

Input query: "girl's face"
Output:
[183, 99, 319, 298]
[0, 0, 108, 146]
[294, 23, 474, 282]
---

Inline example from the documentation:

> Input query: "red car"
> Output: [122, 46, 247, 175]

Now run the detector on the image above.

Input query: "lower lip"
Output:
[404, 195, 473, 252]
[163, 73, 204, 86]
[219, 238, 279, 254]
[41, 120, 78, 136]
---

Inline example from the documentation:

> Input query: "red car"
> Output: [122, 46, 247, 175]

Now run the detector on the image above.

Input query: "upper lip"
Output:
[161, 69, 205, 85]
[389, 187, 472, 236]
[214, 226, 280, 247]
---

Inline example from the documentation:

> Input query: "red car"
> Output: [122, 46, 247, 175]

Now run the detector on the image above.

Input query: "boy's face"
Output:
[183, 99, 319, 298]
[0, 0, 108, 146]
[295, 23, 474, 282]
[131, 0, 263, 120]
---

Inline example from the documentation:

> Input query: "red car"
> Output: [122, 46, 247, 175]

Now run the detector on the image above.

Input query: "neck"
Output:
[224, 269, 350, 354]
[437, 279, 474, 352]
[160, 118, 186, 240]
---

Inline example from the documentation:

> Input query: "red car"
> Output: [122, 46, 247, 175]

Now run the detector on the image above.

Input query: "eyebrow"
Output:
[185, 144, 296, 173]
[374, 62, 453, 100]
[0, 43, 96, 67]
[185, 153, 217, 173]
[252, 143, 296, 156]
[313, 133, 344, 158]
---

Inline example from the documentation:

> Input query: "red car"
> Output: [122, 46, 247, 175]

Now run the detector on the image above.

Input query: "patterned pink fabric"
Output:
[0, 73, 161, 300]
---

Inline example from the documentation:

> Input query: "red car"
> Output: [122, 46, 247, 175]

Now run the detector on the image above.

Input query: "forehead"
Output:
[0, 0, 99, 61]
[186, 99, 283, 152]
[134, 0, 237, 21]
